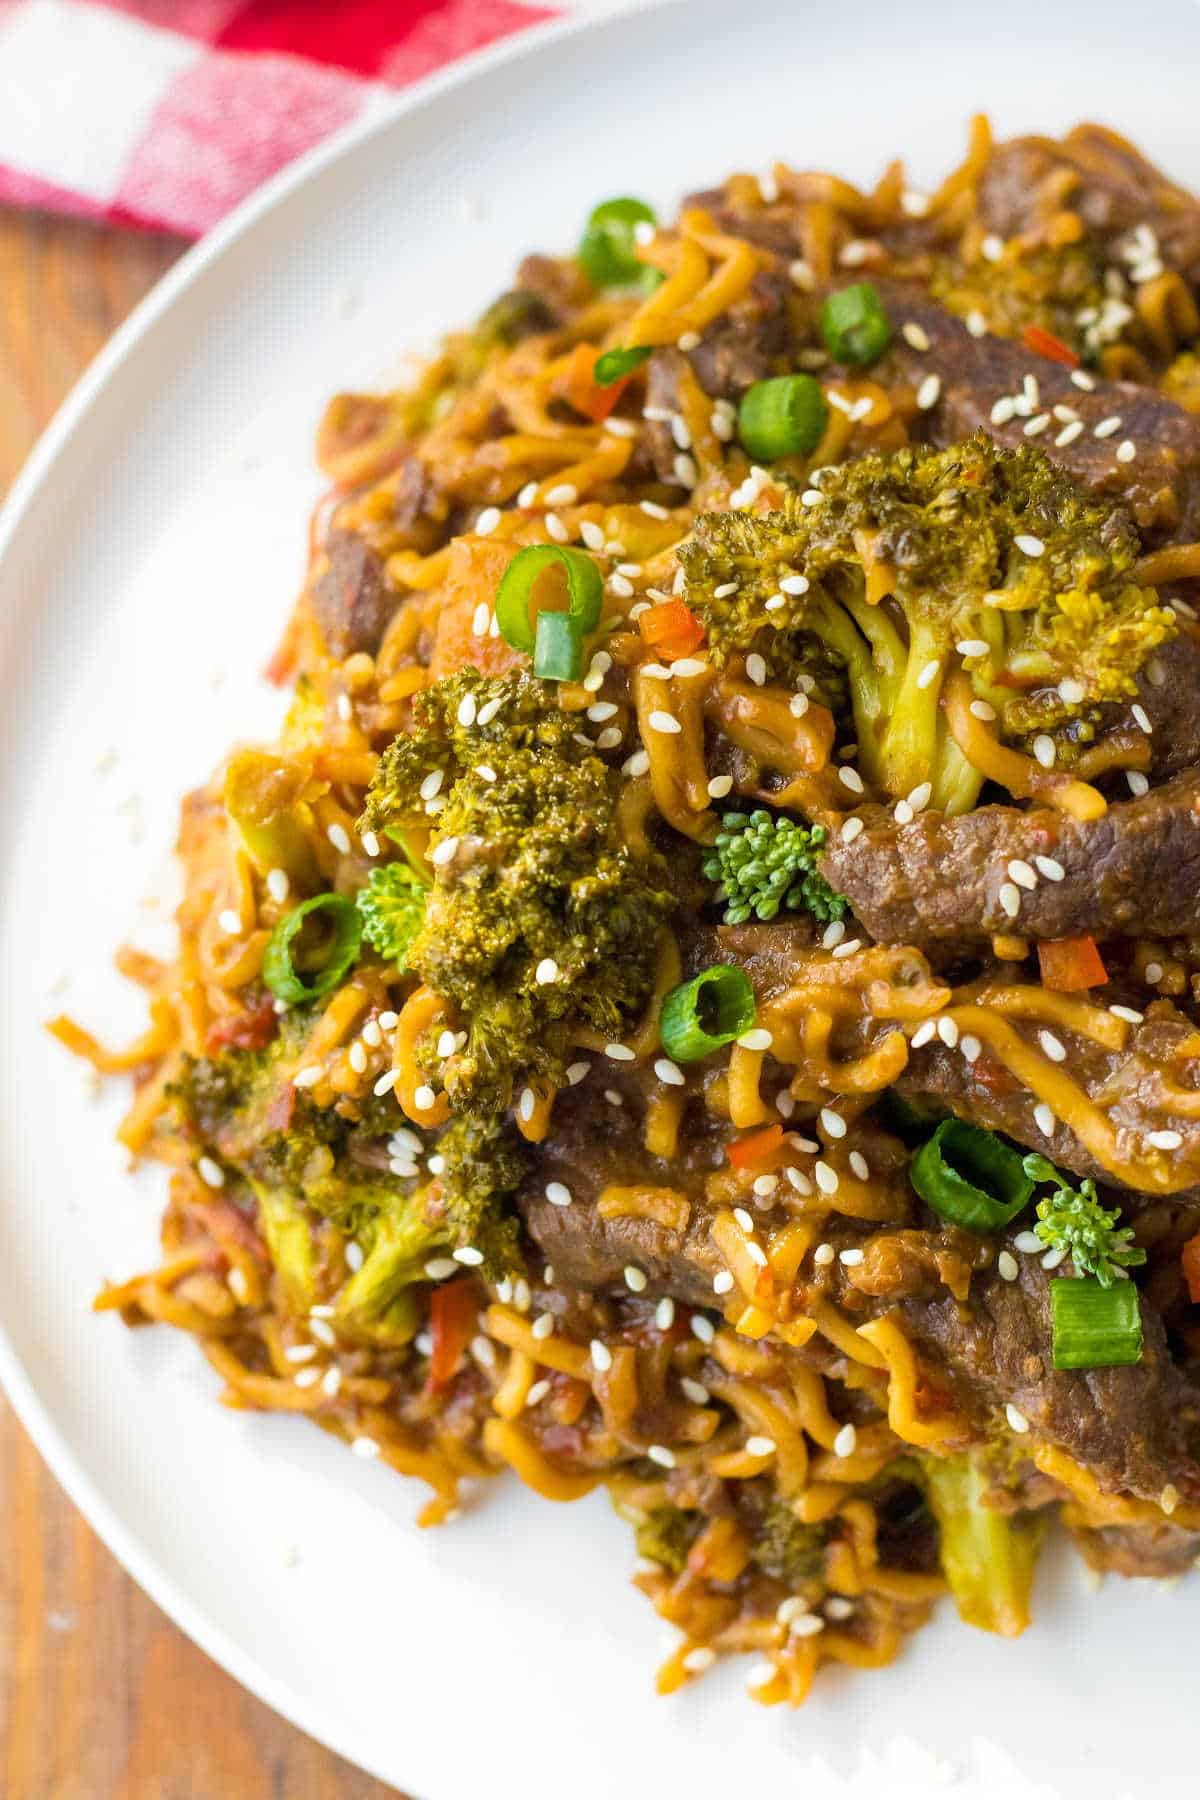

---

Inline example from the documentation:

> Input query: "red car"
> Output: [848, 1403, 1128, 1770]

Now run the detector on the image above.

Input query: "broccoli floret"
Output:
[356, 861, 428, 968]
[359, 670, 675, 1113]
[749, 1497, 828, 1583]
[635, 1506, 702, 1573]
[428, 1112, 527, 1278]
[1023, 1154, 1147, 1287]
[919, 1451, 1045, 1638]
[703, 809, 848, 925]
[679, 435, 1175, 812]
[927, 241, 1104, 353]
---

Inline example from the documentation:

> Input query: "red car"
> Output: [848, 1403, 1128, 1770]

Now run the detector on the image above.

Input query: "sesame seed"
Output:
[894, 801, 914, 826]
[379, 1011, 399, 1031]
[348, 1041, 367, 1075]
[902, 321, 931, 351]
[1116, 439, 1137, 463]
[998, 882, 1021, 918]
[801, 488, 823, 507]
[624, 1265, 647, 1293]
[833, 1423, 858, 1457]
[1042, 1246, 1067, 1270]
[647, 1444, 676, 1468]
[997, 1250, 1019, 1282]
[958, 638, 989, 659]
[938, 1016, 959, 1048]
[1024, 412, 1051, 437]
[580, 520, 605, 551]
[815, 1161, 839, 1195]
[605, 1042, 635, 1061]
[840, 816, 864, 845]
[656, 1297, 675, 1330]
[532, 1311, 554, 1340]
[908, 781, 932, 812]
[1014, 534, 1044, 557]
[813, 1242, 835, 1266]
[745, 1435, 776, 1457]
[745, 652, 767, 686]
[1055, 420, 1085, 447]
[820, 1107, 846, 1138]
[752, 1173, 779, 1197]
[545, 513, 569, 544]
[1127, 770, 1150, 797]
[1014, 1230, 1041, 1253]
[916, 374, 941, 410]
[431, 836, 459, 867]
[982, 233, 1004, 262]
[590, 1339, 613, 1373]
[217, 906, 242, 935]
[991, 396, 1017, 426]
[518, 1087, 536, 1123]
[545, 1180, 572, 1207]
[1161, 1483, 1180, 1516]
[309, 1318, 336, 1347]
[1093, 415, 1122, 439]
[713, 1270, 735, 1295]
[1034, 1102, 1057, 1137]
[838, 765, 865, 795]
[544, 483, 578, 508]
[412, 1083, 437, 1110]
[419, 769, 444, 802]
[1008, 858, 1037, 890]
[425, 1257, 457, 1280]
[1071, 369, 1096, 391]
[1109, 1005, 1144, 1025]
[350, 1437, 381, 1459]
[673, 453, 699, 488]
[916, 658, 941, 690]
[1033, 735, 1057, 768]
[734, 1206, 755, 1232]
[654, 1057, 685, 1086]
[605, 1089, 623, 1106]
[1058, 677, 1086, 705]
[1149, 1130, 1183, 1150]
[1034, 855, 1064, 882]
[1038, 1030, 1067, 1063]
[1005, 1404, 1030, 1434]
[839, 1247, 864, 1267]
[969, 697, 996, 719]
[961, 1035, 982, 1063]
[285, 1343, 317, 1364]
[1145, 961, 1164, 985]
[266, 867, 290, 904]
[293, 1066, 323, 1090]
[706, 773, 734, 800]
[623, 748, 651, 777]
[640, 500, 670, 520]
[910, 1020, 936, 1049]
[786, 1166, 812, 1195]
[671, 414, 692, 450]
[1132, 703, 1152, 734]
[737, 1028, 773, 1052]
[691, 1313, 715, 1344]
[534, 957, 560, 986]
[608, 572, 634, 598]
[647, 709, 681, 735]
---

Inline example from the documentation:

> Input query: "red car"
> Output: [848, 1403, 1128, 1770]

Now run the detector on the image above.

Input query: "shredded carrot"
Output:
[639, 599, 706, 657]
[727, 1123, 784, 1170]
[427, 1278, 478, 1391]
[1021, 323, 1080, 368]
[1037, 935, 1108, 993]
[553, 342, 631, 423]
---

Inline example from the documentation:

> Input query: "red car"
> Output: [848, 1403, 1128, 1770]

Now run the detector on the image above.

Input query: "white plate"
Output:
[2, 2, 1198, 1793]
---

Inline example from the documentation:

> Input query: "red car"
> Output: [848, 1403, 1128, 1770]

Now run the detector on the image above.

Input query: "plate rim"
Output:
[0, 3, 683, 1785]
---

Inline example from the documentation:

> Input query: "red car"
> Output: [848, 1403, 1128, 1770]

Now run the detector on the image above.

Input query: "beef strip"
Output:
[902, 1251, 1200, 1505]
[896, 1015, 1200, 1210]
[866, 277, 1200, 542]
[821, 766, 1200, 950]
[308, 530, 399, 659]
[1068, 1518, 1200, 1578]
[976, 127, 1200, 289]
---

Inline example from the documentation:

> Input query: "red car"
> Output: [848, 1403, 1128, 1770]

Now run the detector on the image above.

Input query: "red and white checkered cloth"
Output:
[0, 0, 618, 236]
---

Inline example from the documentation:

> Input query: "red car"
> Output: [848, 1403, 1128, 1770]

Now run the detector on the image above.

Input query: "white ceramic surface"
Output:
[2, 3, 1198, 1794]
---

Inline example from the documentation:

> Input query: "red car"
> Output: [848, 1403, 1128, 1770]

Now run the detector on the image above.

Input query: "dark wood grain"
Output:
[0, 207, 404, 1800]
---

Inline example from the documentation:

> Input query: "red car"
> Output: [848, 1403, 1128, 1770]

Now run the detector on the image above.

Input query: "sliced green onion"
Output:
[738, 374, 828, 461]
[1051, 1276, 1143, 1369]
[494, 544, 603, 656]
[660, 965, 756, 1063]
[820, 282, 892, 365]
[909, 1119, 1034, 1232]
[263, 893, 362, 1005]
[579, 197, 656, 288]
[534, 608, 584, 681]
[594, 344, 653, 386]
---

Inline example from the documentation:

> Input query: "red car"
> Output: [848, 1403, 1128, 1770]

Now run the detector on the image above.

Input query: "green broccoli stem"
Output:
[874, 616, 948, 800]
[920, 1451, 1045, 1638]
[335, 1201, 439, 1342]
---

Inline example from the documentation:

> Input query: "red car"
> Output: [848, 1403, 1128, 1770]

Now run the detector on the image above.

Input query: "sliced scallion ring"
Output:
[593, 344, 653, 386]
[820, 282, 891, 365]
[578, 197, 656, 288]
[660, 965, 756, 1063]
[738, 374, 828, 460]
[909, 1118, 1034, 1232]
[1050, 1276, 1143, 1369]
[262, 893, 362, 1005]
[494, 544, 603, 658]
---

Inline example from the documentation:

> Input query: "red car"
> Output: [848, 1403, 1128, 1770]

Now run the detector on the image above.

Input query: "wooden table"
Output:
[0, 209, 404, 1800]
